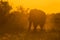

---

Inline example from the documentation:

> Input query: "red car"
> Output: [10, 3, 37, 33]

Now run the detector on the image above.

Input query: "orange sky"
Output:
[6, 0, 60, 14]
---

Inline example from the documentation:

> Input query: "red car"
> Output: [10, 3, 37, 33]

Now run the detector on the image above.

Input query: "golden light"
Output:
[7, 0, 60, 14]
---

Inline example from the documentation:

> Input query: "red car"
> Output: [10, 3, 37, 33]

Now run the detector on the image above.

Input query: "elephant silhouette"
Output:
[28, 9, 46, 31]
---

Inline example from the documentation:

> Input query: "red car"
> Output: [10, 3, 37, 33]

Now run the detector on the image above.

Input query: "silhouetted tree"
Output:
[0, 1, 12, 15]
[0, 1, 12, 26]
[45, 13, 57, 32]
[52, 13, 60, 31]
[28, 9, 46, 31]
[17, 6, 29, 28]
[3, 9, 28, 33]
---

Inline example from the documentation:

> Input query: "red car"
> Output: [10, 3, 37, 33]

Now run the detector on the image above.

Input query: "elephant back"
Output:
[29, 9, 46, 22]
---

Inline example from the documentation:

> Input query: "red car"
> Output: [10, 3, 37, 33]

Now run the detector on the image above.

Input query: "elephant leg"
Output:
[28, 21, 32, 32]
[40, 23, 44, 31]
[39, 20, 46, 31]
[33, 23, 37, 32]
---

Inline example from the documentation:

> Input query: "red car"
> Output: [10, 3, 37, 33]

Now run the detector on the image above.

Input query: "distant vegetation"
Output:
[0, 1, 60, 40]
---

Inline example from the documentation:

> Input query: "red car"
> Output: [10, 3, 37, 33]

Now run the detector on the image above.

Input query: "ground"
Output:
[0, 30, 60, 40]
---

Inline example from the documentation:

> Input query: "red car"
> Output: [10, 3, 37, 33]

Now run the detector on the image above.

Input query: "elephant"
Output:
[28, 9, 46, 31]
